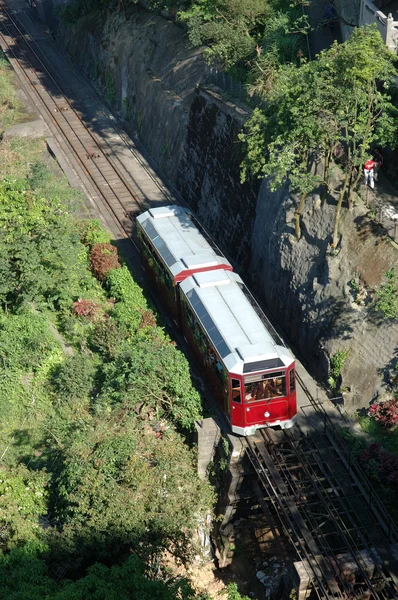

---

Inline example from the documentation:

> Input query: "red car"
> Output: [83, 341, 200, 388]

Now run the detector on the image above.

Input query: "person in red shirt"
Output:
[363, 158, 375, 189]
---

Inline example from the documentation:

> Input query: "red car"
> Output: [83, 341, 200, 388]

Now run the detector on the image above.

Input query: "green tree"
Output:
[51, 354, 96, 401]
[0, 551, 198, 600]
[0, 180, 95, 310]
[0, 465, 48, 553]
[240, 26, 398, 244]
[240, 61, 328, 238]
[317, 27, 398, 246]
[178, 0, 270, 69]
[98, 337, 202, 429]
[48, 413, 213, 568]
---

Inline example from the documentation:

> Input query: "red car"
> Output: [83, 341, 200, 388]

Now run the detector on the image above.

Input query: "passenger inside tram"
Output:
[244, 375, 285, 403]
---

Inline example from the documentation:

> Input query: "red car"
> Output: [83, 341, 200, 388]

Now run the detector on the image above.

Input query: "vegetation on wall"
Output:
[374, 269, 398, 320]
[58, 0, 307, 76]
[239, 26, 398, 244]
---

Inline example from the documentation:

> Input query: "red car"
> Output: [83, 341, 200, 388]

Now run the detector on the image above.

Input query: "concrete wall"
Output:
[359, 0, 398, 52]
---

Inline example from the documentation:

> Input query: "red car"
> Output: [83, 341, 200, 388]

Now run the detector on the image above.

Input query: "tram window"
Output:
[289, 369, 295, 392]
[231, 379, 241, 404]
[185, 303, 207, 352]
[244, 373, 286, 403]
[140, 234, 174, 293]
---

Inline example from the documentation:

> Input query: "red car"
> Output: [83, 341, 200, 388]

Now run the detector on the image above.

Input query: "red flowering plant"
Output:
[368, 399, 398, 429]
[72, 298, 100, 320]
[89, 243, 120, 281]
[359, 443, 398, 487]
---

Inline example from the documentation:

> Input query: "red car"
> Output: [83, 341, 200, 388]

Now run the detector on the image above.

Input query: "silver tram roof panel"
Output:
[136, 206, 231, 278]
[180, 270, 294, 375]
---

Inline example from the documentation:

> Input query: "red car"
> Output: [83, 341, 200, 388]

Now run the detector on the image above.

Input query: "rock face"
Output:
[58, 7, 398, 409]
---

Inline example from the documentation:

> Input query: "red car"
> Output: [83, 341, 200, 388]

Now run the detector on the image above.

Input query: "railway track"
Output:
[244, 381, 398, 600]
[0, 1, 169, 246]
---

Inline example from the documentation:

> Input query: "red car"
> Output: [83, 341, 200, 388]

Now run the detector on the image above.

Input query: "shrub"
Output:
[89, 319, 124, 359]
[374, 269, 398, 320]
[0, 310, 58, 372]
[359, 443, 398, 487]
[106, 266, 148, 332]
[330, 349, 349, 378]
[51, 354, 95, 400]
[82, 219, 111, 247]
[368, 399, 398, 428]
[0, 464, 49, 552]
[138, 309, 157, 329]
[106, 266, 147, 310]
[72, 298, 100, 320]
[89, 243, 120, 281]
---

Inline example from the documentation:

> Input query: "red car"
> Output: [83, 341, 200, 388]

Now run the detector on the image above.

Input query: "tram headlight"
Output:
[264, 411, 270, 418]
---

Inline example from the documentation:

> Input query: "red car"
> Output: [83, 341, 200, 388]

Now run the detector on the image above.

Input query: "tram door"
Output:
[230, 377, 244, 428]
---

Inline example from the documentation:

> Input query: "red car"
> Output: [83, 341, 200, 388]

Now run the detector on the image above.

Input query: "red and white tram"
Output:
[136, 206, 297, 435]
[180, 270, 296, 435]
[136, 206, 232, 324]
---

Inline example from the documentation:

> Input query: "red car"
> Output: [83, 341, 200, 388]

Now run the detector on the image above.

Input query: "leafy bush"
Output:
[374, 269, 398, 320]
[106, 266, 148, 332]
[89, 319, 125, 359]
[330, 349, 349, 378]
[89, 243, 121, 281]
[52, 423, 213, 568]
[98, 337, 202, 429]
[360, 443, 398, 486]
[72, 298, 100, 320]
[369, 399, 398, 429]
[0, 464, 48, 552]
[51, 354, 96, 400]
[0, 179, 95, 310]
[106, 266, 147, 310]
[0, 310, 58, 372]
[223, 583, 251, 600]
[82, 219, 111, 247]
[27, 161, 51, 190]
[0, 551, 198, 600]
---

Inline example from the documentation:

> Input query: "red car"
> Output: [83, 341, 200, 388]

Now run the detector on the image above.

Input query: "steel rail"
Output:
[18, 6, 175, 208]
[244, 435, 343, 600]
[246, 418, 398, 599]
[283, 427, 397, 599]
[295, 428, 398, 597]
[296, 371, 398, 545]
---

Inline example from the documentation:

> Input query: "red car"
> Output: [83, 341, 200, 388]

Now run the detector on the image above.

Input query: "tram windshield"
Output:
[244, 371, 286, 403]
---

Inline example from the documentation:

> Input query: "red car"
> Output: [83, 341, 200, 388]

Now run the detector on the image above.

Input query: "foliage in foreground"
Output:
[368, 399, 398, 429]
[0, 551, 198, 600]
[0, 170, 212, 596]
[341, 429, 398, 521]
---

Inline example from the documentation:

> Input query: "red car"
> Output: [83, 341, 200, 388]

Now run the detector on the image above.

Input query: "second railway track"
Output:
[0, 2, 172, 244]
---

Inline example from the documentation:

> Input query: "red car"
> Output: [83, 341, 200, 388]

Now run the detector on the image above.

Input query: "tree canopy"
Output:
[239, 25, 398, 244]
[0, 170, 213, 596]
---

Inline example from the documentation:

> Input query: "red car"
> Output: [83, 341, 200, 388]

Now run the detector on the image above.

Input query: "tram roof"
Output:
[136, 206, 230, 278]
[180, 270, 294, 375]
